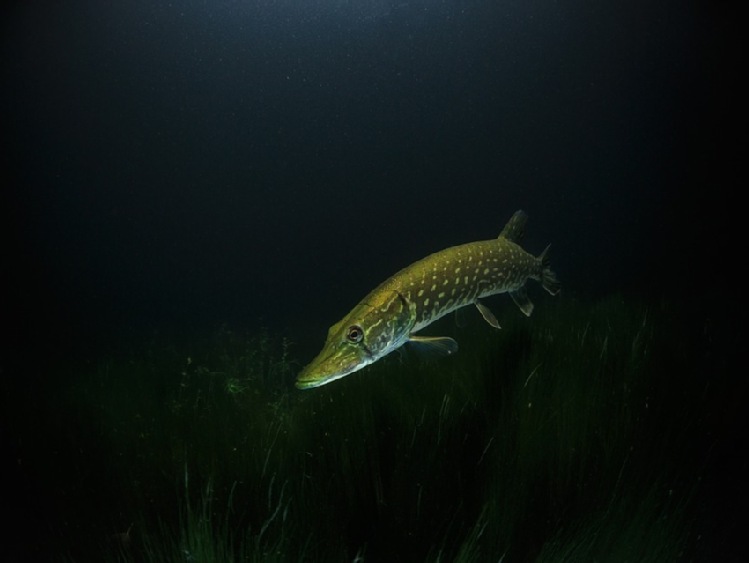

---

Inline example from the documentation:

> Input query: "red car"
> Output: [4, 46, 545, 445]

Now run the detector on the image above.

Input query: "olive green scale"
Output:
[296, 210, 560, 389]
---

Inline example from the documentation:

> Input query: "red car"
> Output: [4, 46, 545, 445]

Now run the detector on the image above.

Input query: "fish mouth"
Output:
[295, 352, 366, 390]
[295, 372, 346, 390]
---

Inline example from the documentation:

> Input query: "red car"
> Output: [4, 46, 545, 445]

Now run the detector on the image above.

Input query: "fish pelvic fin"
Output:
[538, 245, 561, 296]
[510, 288, 534, 317]
[475, 299, 501, 328]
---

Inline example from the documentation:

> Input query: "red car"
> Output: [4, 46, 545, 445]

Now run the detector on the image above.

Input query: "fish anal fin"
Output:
[475, 299, 501, 329]
[510, 287, 534, 317]
[408, 335, 459, 357]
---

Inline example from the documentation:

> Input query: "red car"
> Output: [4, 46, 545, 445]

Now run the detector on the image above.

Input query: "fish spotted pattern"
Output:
[296, 210, 560, 389]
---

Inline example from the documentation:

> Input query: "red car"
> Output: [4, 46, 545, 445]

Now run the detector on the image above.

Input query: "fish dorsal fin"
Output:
[408, 335, 459, 357]
[498, 210, 528, 242]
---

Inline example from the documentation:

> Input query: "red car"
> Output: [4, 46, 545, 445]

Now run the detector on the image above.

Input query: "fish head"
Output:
[296, 290, 414, 389]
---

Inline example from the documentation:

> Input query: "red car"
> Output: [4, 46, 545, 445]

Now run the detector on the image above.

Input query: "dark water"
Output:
[2, 1, 742, 561]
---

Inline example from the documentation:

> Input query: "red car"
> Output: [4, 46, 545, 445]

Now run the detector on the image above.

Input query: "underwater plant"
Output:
[38, 298, 708, 562]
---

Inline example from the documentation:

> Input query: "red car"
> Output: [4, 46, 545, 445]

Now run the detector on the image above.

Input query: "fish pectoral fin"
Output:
[510, 287, 534, 317]
[408, 335, 459, 357]
[475, 299, 501, 329]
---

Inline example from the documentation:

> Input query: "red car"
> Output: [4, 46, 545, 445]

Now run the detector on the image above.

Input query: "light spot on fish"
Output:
[424, 298, 430, 307]
[455, 267, 461, 274]
[418, 289, 425, 297]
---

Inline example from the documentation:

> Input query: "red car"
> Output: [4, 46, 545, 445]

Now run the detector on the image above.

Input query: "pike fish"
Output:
[296, 210, 560, 389]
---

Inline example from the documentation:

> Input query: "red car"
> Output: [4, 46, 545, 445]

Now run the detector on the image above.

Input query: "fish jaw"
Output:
[295, 338, 374, 389]
[296, 290, 415, 389]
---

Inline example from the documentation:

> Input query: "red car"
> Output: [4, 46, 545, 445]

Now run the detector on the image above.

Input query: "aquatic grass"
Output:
[425, 295, 697, 561]
[35, 296, 707, 561]
[142, 476, 235, 562]
[108, 471, 304, 563]
[534, 479, 693, 562]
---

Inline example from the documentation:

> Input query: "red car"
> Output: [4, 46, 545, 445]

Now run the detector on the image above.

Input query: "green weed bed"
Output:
[14, 296, 714, 561]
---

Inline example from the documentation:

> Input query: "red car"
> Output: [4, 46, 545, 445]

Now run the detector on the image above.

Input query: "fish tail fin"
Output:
[538, 245, 561, 296]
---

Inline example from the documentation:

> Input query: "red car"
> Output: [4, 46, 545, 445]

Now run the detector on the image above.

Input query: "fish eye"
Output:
[346, 325, 364, 343]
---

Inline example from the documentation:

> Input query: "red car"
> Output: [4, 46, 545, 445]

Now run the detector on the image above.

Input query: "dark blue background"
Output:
[1, 2, 743, 560]
[2, 1, 739, 356]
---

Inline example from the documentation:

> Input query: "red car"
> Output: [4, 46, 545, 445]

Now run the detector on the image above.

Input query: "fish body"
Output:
[296, 210, 560, 389]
